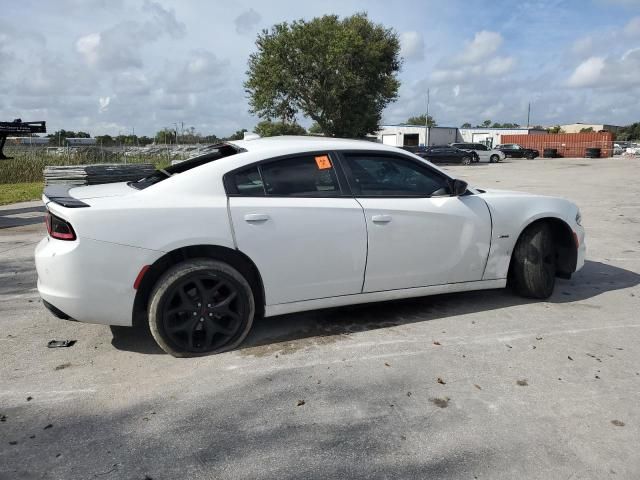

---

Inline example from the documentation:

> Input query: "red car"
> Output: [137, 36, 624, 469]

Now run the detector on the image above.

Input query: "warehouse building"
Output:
[376, 125, 545, 148]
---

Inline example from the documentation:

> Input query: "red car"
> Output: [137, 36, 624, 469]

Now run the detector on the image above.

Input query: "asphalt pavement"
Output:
[1, 157, 639, 479]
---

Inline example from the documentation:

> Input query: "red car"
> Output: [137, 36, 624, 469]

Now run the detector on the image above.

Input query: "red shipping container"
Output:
[500, 132, 614, 158]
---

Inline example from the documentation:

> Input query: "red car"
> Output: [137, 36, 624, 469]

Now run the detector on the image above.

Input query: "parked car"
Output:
[450, 142, 505, 163]
[495, 144, 540, 159]
[613, 144, 624, 156]
[36, 137, 585, 357]
[414, 145, 475, 165]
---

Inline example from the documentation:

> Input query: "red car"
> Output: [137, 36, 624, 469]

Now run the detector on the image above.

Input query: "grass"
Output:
[0, 148, 175, 184]
[0, 182, 43, 205]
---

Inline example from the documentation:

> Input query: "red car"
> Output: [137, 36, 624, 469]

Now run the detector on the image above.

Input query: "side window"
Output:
[260, 154, 341, 197]
[233, 166, 265, 196]
[344, 154, 450, 197]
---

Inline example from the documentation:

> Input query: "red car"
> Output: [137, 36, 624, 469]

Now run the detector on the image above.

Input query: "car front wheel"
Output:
[490, 154, 500, 163]
[510, 223, 557, 299]
[148, 259, 255, 357]
[462, 156, 472, 165]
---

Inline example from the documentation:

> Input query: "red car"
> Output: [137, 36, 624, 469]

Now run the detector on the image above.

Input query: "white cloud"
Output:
[457, 31, 503, 65]
[453, 85, 460, 97]
[75, 1, 185, 70]
[571, 36, 594, 56]
[76, 33, 101, 66]
[234, 8, 261, 35]
[567, 57, 605, 87]
[485, 56, 516, 75]
[98, 96, 111, 113]
[624, 16, 640, 36]
[400, 31, 424, 62]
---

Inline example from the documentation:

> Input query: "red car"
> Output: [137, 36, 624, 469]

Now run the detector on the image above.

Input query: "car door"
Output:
[474, 144, 490, 163]
[340, 152, 492, 292]
[226, 153, 367, 305]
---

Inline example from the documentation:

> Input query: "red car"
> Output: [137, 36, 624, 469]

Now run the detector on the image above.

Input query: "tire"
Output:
[148, 259, 255, 357]
[525, 153, 536, 160]
[462, 156, 472, 165]
[510, 223, 557, 299]
[490, 154, 499, 163]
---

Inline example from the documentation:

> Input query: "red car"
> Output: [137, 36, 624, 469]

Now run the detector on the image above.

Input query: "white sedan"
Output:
[35, 137, 585, 357]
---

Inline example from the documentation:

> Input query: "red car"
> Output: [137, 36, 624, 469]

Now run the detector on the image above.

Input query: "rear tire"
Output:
[148, 259, 255, 357]
[510, 223, 557, 299]
[525, 153, 536, 160]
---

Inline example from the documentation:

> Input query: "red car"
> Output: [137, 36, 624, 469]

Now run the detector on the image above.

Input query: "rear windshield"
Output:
[129, 143, 243, 190]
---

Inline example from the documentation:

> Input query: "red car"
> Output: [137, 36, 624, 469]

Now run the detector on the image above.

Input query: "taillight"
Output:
[45, 212, 76, 241]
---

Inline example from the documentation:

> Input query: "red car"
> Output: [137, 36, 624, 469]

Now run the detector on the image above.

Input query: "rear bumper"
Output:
[35, 235, 162, 326]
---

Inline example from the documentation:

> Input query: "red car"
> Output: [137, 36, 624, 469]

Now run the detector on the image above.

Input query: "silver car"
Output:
[450, 142, 506, 163]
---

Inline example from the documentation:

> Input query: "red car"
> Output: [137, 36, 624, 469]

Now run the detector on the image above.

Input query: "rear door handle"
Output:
[371, 214, 392, 224]
[244, 213, 270, 222]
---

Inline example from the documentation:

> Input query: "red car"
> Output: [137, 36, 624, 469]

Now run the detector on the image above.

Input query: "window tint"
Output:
[260, 155, 340, 196]
[344, 155, 450, 197]
[233, 166, 264, 196]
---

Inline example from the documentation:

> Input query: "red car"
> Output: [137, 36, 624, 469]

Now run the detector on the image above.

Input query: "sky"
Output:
[1, 0, 639, 137]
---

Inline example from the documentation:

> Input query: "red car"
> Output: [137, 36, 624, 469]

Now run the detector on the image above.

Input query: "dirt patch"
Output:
[429, 397, 450, 408]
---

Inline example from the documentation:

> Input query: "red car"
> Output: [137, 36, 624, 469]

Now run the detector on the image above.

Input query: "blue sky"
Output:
[1, 0, 639, 136]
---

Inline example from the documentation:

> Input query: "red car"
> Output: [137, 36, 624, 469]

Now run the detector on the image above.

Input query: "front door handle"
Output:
[371, 214, 392, 224]
[244, 213, 269, 222]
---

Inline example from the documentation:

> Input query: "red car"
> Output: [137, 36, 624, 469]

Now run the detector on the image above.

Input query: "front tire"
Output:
[462, 156, 472, 165]
[510, 223, 557, 299]
[490, 154, 500, 163]
[148, 259, 255, 357]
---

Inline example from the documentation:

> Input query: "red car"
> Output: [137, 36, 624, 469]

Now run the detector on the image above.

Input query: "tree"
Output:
[461, 122, 472, 128]
[579, 127, 594, 133]
[155, 129, 176, 144]
[245, 13, 401, 138]
[406, 115, 437, 127]
[617, 122, 640, 141]
[480, 120, 492, 128]
[547, 125, 565, 134]
[227, 129, 248, 141]
[254, 120, 306, 137]
[308, 122, 324, 135]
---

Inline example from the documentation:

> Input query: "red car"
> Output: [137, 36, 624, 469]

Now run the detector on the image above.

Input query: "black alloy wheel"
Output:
[148, 259, 255, 357]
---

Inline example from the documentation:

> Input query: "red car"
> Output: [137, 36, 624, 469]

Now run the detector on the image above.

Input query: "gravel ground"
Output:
[1, 157, 639, 480]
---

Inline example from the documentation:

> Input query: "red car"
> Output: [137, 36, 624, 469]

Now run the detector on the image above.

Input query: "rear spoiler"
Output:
[43, 185, 90, 208]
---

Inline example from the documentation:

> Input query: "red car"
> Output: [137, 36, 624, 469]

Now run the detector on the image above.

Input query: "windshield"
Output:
[129, 143, 243, 190]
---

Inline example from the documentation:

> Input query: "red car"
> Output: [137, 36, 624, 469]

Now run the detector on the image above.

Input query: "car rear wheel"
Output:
[462, 156, 472, 165]
[510, 223, 557, 299]
[490, 154, 500, 163]
[148, 259, 255, 357]
[525, 153, 536, 160]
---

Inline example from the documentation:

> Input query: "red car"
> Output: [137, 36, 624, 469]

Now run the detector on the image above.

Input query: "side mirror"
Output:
[450, 179, 468, 196]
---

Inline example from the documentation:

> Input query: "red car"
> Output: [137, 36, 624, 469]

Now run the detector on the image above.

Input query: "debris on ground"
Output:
[296, 400, 305, 407]
[0, 415, 6, 422]
[429, 397, 450, 408]
[611, 420, 625, 427]
[47, 340, 76, 348]
[54, 363, 71, 370]
[433, 341, 441, 346]
[568, 355, 573, 361]
[536, 336, 543, 340]
[517, 379, 529, 386]
[43, 424, 53, 430]
[505, 344, 513, 349]
[26, 396, 32, 401]
[406, 391, 412, 397]
[474, 384, 482, 390]
[437, 377, 446, 385]
[9, 441, 18, 445]
[384, 362, 391, 367]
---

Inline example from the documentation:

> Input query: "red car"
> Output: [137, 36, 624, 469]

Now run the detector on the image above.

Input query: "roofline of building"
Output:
[380, 124, 545, 130]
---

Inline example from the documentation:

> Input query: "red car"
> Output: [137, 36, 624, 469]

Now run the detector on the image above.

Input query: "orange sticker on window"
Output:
[315, 155, 332, 170]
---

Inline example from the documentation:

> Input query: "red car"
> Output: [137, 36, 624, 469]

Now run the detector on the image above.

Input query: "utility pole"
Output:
[425, 88, 430, 147]
[527, 102, 531, 129]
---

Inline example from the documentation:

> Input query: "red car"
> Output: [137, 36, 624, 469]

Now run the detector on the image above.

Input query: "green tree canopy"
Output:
[245, 13, 401, 138]
[461, 122, 472, 128]
[579, 127, 594, 133]
[617, 122, 640, 141]
[254, 120, 306, 137]
[227, 129, 248, 141]
[547, 125, 565, 134]
[308, 122, 324, 135]
[406, 115, 437, 127]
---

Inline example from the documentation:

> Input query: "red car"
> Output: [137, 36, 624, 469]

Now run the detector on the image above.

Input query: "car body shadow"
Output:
[111, 260, 639, 356]
[0, 205, 46, 229]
